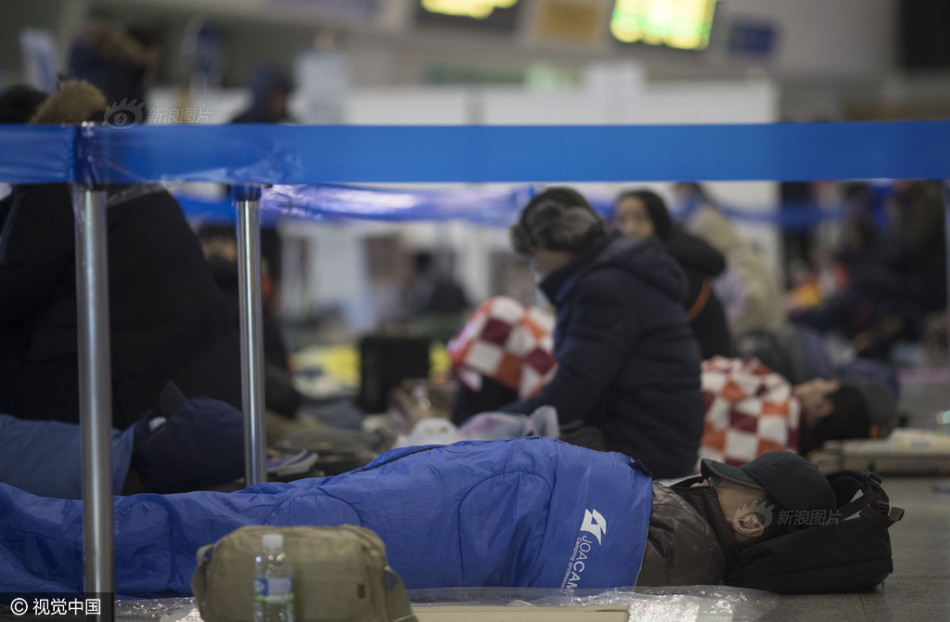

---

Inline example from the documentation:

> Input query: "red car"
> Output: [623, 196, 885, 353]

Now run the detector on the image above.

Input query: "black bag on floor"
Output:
[726, 470, 904, 594]
[358, 334, 431, 414]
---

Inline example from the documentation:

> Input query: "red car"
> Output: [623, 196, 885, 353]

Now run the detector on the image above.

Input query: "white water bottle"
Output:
[254, 533, 295, 622]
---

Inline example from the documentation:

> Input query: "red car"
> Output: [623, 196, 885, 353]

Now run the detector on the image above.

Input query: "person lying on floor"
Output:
[0, 382, 245, 499]
[446, 299, 898, 463]
[700, 356, 899, 463]
[1, 437, 836, 596]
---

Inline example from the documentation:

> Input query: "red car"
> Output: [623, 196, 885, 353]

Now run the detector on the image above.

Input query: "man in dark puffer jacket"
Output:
[502, 187, 704, 478]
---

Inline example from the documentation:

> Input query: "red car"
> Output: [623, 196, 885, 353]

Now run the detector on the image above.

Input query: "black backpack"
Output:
[725, 470, 904, 594]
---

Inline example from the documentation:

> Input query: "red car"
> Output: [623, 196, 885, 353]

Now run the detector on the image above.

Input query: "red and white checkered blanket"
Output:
[699, 356, 801, 468]
[451, 307, 800, 468]
[448, 297, 558, 399]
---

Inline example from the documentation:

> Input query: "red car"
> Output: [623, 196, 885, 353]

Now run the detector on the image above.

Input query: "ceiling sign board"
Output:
[537, 1, 602, 44]
[611, 0, 719, 51]
[727, 18, 777, 57]
[416, 0, 523, 32]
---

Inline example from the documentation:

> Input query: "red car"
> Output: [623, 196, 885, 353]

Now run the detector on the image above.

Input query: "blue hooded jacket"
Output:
[0, 438, 653, 596]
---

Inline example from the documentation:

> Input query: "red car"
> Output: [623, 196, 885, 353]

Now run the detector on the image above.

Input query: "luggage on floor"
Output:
[192, 524, 417, 622]
[358, 335, 431, 414]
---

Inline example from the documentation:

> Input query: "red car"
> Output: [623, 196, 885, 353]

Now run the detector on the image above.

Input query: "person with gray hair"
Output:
[499, 187, 705, 478]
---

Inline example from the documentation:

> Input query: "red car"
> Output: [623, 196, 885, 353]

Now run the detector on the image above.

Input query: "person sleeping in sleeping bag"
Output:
[0, 437, 835, 596]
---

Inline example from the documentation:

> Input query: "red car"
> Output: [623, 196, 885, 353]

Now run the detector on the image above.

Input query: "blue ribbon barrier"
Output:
[668, 200, 847, 232]
[2, 121, 948, 185]
[172, 183, 537, 227]
[263, 183, 537, 225]
[172, 182, 852, 230]
[0, 125, 74, 183]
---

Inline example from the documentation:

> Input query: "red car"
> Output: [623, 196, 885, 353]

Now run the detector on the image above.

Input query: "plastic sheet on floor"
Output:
[409, 586, 779, 621]
[114, 586, 779, 621]
[114, 599, 199, 622]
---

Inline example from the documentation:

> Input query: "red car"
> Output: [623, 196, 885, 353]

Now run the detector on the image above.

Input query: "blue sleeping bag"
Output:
[0, 438, 654, 595]
[0, 414, 135, 499]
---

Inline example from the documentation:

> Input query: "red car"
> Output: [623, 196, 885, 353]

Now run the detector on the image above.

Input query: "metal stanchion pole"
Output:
[72, 184, 115, 620]
[943, 180, 950, 408]
[234, 184, 268, 486]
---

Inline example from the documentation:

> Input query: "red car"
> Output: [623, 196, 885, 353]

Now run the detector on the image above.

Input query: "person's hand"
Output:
[795, 378, 841, 427]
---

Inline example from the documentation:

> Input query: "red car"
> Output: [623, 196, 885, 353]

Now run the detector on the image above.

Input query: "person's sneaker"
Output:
[267, 450, 318, 478]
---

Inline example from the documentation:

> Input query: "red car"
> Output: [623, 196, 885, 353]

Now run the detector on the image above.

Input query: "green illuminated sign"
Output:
[611, 0, 718, 51]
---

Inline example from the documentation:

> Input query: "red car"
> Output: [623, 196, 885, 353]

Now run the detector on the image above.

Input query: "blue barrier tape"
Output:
[0, 125, 74, 183]
[1, 121, 948, 184]
[80, 121, 950, 183]
[264, 183, 536, 225]
[172, 182, 851, 230]
[172, 183, 535, 226]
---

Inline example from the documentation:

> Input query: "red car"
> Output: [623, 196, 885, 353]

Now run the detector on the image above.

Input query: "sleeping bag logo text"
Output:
[561, 508, 606, 590]
[580, 508, 607, 544]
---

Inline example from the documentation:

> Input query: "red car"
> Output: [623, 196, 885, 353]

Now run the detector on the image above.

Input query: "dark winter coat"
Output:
[503, 233, 705, 478]
[205, 254, 301, 417]
[665, 229, 733, 359]
[638, 479, 737, 586]
[0, 183, 243, 428]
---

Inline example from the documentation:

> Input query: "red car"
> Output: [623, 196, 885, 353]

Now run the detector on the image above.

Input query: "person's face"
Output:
[528, 248, 575, 280]
[692, 475, 770, 541]
[613, 197, 655, 240]
[673, 183, 695, 200]
[795, 378, 841, 427]
[269, 89, 290, 122]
